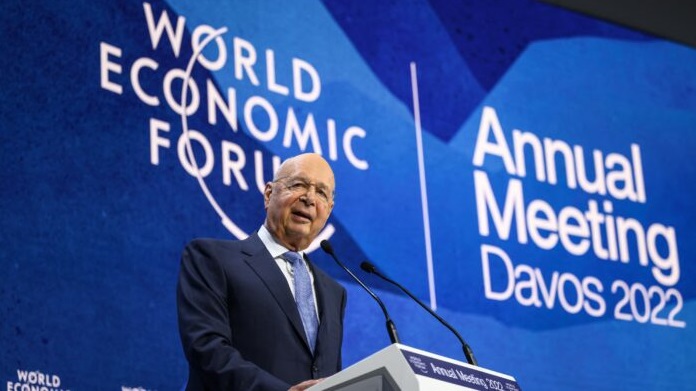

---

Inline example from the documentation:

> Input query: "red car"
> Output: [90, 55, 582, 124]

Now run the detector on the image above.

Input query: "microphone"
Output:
[360, 261, 478, 366]
[320, 240, 400, 344]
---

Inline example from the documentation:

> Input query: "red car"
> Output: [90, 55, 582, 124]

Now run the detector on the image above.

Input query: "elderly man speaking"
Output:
[177, 153, 346, 391]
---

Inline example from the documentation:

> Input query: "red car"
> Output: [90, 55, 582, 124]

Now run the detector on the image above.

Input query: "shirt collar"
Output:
[258, 224, 303, 259]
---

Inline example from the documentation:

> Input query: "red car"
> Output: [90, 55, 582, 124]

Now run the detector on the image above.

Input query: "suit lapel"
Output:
[241, 234, 312, 354]
[307, 256, 334, 352]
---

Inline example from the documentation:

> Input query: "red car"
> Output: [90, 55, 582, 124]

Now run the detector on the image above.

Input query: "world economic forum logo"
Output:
[99, 3, 372, 251]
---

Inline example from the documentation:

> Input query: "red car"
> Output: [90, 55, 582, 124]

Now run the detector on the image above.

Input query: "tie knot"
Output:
[283, 251, 303, 265]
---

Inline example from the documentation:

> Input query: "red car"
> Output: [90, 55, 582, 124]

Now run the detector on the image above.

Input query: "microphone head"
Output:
[320, 240, 334, 255]
[360, 261, 377, 274]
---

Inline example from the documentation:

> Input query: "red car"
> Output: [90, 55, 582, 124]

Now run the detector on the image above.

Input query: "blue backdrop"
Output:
[2, 0, 695, 390]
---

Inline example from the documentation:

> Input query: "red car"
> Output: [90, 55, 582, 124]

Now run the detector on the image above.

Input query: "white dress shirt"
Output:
[258, 225, 320, 317]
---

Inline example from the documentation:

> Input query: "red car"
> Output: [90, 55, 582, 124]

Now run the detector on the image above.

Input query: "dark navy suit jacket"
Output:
[177, 234, 347, 391]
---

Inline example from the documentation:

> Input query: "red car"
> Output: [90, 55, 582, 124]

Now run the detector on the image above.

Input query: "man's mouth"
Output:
[292, 210, 312, 222]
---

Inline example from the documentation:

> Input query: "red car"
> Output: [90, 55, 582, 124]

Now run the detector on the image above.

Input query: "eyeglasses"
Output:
[275, 176, 334, 204]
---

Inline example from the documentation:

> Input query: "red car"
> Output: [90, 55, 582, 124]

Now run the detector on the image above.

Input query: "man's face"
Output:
[264, 155, 335, 251]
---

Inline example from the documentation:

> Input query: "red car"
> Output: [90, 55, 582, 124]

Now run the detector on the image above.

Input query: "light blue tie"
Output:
[283, 251, 319, 352]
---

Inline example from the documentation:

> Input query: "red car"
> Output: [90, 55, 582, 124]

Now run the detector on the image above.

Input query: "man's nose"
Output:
[299, 186, 317, 204]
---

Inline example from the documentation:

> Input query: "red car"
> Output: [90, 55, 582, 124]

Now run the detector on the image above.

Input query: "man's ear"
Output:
[263, 182, 273, 208]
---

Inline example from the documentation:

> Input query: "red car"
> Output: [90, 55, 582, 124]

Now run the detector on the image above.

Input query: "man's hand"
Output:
[288, 378, 325, 391]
